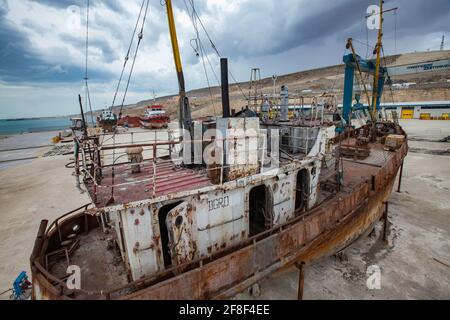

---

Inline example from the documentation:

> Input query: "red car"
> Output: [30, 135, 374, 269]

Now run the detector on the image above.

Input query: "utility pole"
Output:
[440, 35, 445, 51]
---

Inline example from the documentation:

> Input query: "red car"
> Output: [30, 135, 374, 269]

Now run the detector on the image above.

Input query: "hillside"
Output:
[115, 50, 450, 119]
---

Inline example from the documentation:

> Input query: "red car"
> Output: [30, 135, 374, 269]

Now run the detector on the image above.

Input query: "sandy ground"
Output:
[0, 120, 449, 299]
[0, 132, 57, 170]
[236, 120, 450, 300]
[0, 133, 91, 299]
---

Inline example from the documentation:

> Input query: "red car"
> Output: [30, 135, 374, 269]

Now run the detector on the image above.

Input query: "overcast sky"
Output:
[0, 0, 449, 118]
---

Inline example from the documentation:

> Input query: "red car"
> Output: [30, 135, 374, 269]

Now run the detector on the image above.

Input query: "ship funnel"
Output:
[221, 58, 230, 118]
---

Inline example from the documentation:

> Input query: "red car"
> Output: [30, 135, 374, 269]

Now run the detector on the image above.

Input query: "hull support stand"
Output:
[295, 261, 306, 300]
[382, 201, 389, 244]
[397, 160, 404, 193]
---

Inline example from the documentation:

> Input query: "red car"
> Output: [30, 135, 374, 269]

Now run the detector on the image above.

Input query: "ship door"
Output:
[295, 169, 309, 213]
[249, 185, 270, 236]
[166, 201, 195, 266]
[158, 201, 183, 268]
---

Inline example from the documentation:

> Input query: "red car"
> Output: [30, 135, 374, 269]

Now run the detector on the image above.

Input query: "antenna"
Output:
[440, 35, 445, 51]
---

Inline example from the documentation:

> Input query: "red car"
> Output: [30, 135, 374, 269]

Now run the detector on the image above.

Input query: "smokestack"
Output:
[221, 58, 230, 118]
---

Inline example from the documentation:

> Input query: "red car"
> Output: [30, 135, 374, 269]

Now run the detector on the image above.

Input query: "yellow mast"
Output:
[371, 0, 384, 120]
[166, 0, 183, 81]
[165, 0, 192, 132]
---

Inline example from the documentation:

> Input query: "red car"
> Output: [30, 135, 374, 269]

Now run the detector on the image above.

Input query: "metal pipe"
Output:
[221, 58, 230, 118]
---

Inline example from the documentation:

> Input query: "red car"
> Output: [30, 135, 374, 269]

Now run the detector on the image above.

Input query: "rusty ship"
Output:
[30, 0, 408, 300]
[140, 105, 170, 129]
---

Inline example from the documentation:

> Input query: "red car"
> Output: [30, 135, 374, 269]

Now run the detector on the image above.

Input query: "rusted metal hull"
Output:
[31, 141, 407, 300]
[124, 165, 398, 300]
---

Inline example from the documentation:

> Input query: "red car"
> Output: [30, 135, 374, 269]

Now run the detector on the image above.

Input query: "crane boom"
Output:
[165, 0, 192, 135]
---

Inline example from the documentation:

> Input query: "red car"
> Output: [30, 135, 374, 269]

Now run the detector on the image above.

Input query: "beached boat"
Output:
[30, 0, 407, 300]
[139, 105, 170, 129]
[97, 110, 117, 133]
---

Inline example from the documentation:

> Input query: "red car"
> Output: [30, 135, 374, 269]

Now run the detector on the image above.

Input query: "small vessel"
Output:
[139, 105, 170, 129]
[97, 109, 117, 132]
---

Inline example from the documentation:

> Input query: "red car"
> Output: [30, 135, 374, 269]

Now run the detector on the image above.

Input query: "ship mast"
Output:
[165, 0, 192, 135]
[371, 0, 384, 120]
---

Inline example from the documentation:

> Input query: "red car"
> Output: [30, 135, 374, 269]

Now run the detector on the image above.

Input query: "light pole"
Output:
[272, 74, 278, 96]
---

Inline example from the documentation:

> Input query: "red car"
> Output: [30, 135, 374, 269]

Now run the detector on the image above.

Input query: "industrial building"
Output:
[379, 101, 450, 119]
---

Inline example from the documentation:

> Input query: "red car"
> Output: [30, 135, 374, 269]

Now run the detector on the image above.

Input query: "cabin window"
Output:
[295, 169, 309, 212]
[249, 185, 269, 237]
[158, 201, 183, 268]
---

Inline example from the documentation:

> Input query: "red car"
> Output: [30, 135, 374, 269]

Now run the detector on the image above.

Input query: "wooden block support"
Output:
[295, 261, 305, 300]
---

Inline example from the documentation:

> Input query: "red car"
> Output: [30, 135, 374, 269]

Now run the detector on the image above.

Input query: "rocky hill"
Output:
[114, 50, 450, 119]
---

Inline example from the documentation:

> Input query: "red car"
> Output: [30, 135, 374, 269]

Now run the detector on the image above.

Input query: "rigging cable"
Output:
[183, 0, 217, 116]
[110, 0, 147, 112]
[85, 0, 94, 125]
[365, 17, 370, 59]
[394, 10, 398, 55]
[381, 45, 396, 110]
[100, 0, 146, 146]
[185, 0, 248, 100]
[118, 0, 151, 120]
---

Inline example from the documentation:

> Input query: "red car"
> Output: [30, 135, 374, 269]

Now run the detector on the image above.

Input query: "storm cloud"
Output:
[0, 0, 449, 118]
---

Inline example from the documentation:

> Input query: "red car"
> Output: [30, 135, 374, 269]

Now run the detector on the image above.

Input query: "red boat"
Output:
[139, 105, 170, 129]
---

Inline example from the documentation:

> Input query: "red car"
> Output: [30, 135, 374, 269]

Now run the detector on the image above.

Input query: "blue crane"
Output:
[342, 52, 387, 126]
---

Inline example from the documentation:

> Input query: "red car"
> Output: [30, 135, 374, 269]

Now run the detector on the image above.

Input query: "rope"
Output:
[365, 17, 370, 59]
[394, 10, 398, 55]
[110, 0, 147, 112]
[183, 0, 217, 116]
[118, 0, 150, 120]
[381, 45, 396, 109]
[185, 0, 248, 100]
[85, 0, 94, 125]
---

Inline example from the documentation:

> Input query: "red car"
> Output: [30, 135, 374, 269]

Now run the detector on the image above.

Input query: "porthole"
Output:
[175, 216, 183, 227]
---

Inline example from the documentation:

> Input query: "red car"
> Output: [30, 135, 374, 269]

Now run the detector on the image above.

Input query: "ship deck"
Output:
[66, 141, 399, 298]
[86, 160, 213, 207]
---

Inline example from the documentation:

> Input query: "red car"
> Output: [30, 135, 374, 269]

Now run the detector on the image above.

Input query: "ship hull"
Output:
[30, 141, 407, 300]
[124, 160, 400, 300]
[139, 117, 169, 129]
[98, 120, 117, 133]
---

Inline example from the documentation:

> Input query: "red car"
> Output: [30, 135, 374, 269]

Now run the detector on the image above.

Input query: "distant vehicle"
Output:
[139, 105, 170, 129]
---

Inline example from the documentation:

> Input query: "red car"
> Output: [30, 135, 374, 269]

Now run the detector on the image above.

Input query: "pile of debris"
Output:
[43, 144, 73, 157]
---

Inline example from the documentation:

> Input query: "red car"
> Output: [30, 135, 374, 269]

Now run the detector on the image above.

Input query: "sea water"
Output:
[0, 117, 72, 135]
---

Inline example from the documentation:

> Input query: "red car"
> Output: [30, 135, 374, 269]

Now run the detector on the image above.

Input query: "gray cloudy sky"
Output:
[0, 0, 449, 118]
